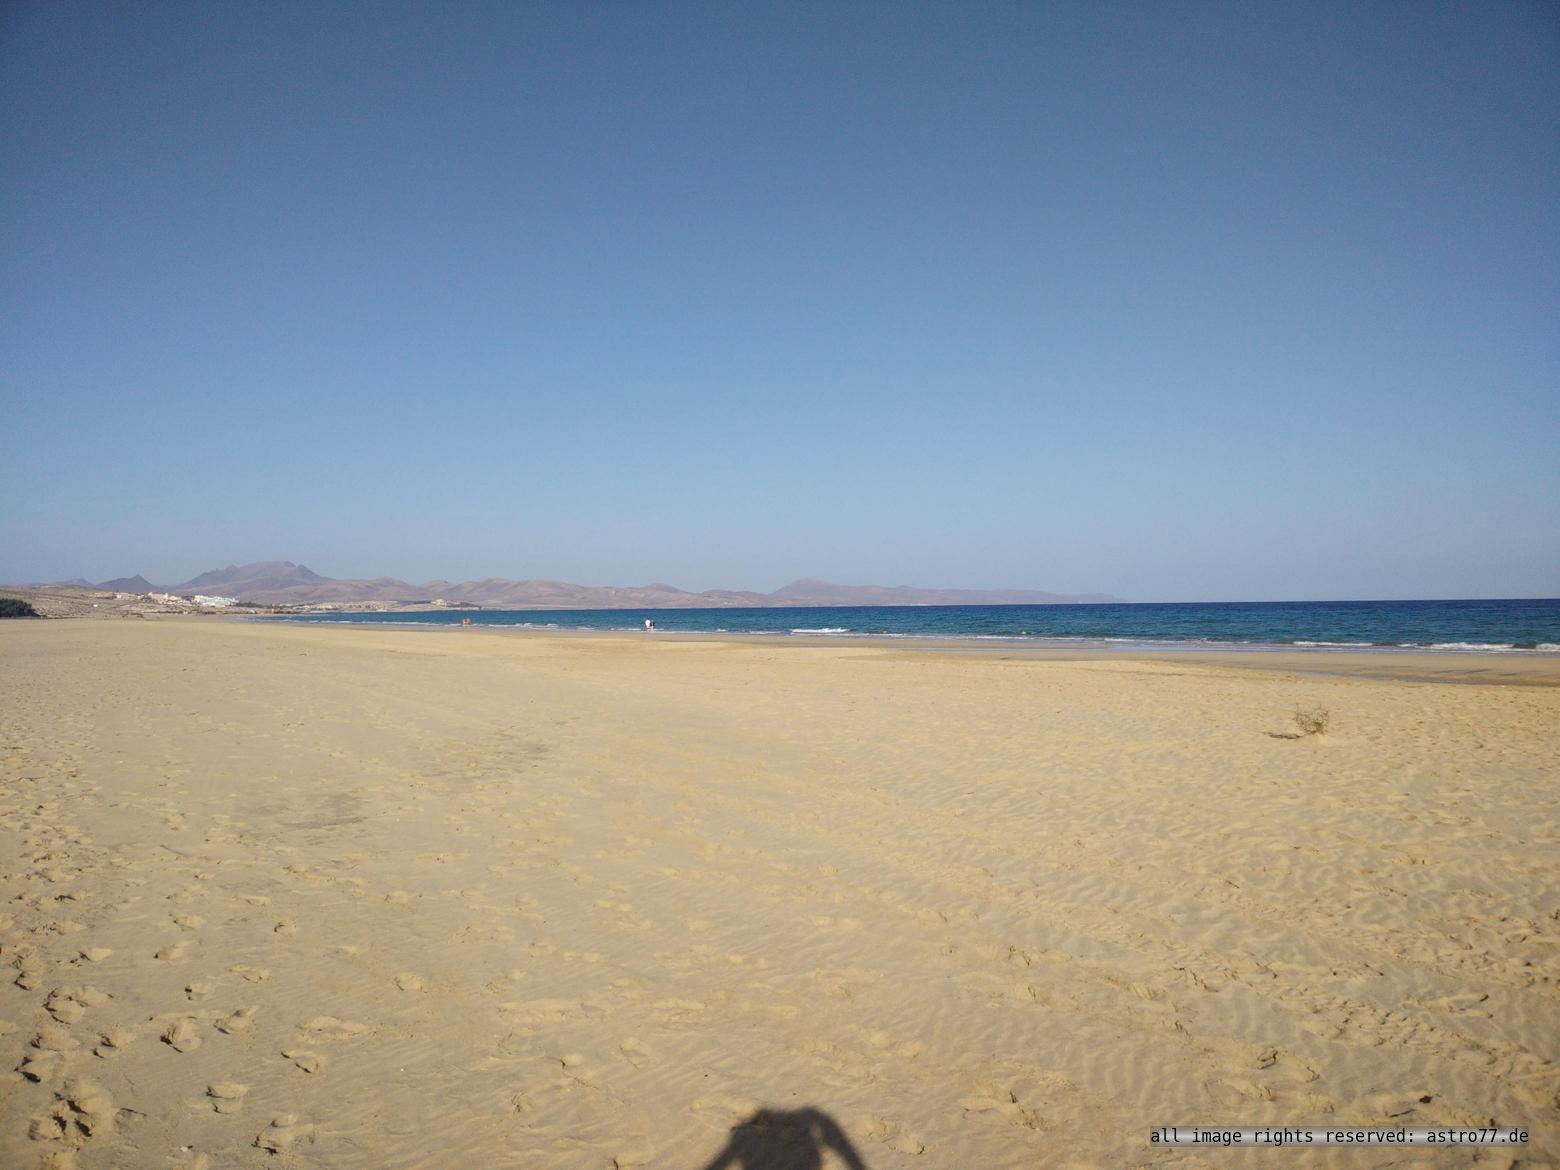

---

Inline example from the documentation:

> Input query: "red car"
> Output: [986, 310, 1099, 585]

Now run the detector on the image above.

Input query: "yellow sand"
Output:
[1, 619, 1555, 1169]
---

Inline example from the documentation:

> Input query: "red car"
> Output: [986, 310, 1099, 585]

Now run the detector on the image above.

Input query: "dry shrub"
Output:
[1293, 706, 1330, 736]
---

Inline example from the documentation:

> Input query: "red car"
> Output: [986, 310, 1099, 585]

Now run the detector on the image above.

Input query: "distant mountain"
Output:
[175, 561, 327, 595]
[78, 561, 1118, 607]
[97, 575, 157, 593]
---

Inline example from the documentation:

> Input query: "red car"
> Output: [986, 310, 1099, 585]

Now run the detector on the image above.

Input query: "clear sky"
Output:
[3, 2, 1556, 601]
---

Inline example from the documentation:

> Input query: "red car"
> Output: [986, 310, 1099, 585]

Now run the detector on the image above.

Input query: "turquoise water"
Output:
[280, 598, 1560, 652]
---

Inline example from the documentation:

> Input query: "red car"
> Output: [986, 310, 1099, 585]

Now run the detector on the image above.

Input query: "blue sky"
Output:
[3, 1, 1556, 600]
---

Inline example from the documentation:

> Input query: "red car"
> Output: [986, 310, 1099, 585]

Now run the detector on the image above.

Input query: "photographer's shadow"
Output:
[698, 1106, 868, 1170]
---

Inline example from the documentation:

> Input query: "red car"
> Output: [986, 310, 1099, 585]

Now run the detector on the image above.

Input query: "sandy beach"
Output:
[1, 618, 1555, 1169]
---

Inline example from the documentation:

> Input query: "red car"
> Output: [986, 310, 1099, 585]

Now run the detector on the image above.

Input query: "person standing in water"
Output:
[643, 618, 655, 631]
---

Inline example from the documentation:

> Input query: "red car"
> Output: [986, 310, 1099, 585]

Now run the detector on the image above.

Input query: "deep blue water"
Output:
[279, 598, 1560, 652]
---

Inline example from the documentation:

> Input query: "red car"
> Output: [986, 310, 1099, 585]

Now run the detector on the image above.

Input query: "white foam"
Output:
[1421, 641, 1560, 652]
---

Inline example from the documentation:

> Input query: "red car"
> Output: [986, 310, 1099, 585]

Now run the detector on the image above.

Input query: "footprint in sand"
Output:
[162, 1018, 203, 1052]
[46, 985, 109, 1023]
[216, 1006, 258, 1035]
[618, 1037, 653, 1067]
[206, 1081, 249, 1114]
[858, 1114, 927, 1155]
[29, 1076, 116, 1142]
[33, 1025, 81, 1057]
[959, 1084, 1047, 1131]
[393, 973, 426, 992]
[254, 1113, 316, 1153]
[186, 980, 216, 1001]
[228, 965, 270, 983]
[299, 1015, 368, 1043]
[93, 1027, 136, 1058]
[155, 940, 192, 962]
[14, 958, 50, 990]
[557, 1052, 602, 1085]
[1223, 1077, 1275, 1103]
[20, 1049, 65, 1083]
[283, 1048, 325, 1073]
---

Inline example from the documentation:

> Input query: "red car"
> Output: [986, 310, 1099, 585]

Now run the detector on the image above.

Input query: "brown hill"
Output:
[97, 575, 158, 593]
[75, 562, 1118, 608]
[173, 561, 334, 595]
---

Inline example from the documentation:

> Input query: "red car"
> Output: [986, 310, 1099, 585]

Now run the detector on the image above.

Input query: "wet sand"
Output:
[1, 618, 1556, 1168]
[262, 619, 1560, 686]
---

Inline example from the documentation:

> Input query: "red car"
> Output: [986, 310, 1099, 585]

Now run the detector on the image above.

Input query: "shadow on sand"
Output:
[697, 1107, 869, 1170]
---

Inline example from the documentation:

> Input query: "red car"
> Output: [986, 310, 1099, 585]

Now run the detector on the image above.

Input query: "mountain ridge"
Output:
[83, 562, 1120, 608]
[97, 575, 156, 593]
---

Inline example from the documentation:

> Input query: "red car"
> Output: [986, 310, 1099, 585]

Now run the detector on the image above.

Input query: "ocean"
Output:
[279, 598, 1560, 652]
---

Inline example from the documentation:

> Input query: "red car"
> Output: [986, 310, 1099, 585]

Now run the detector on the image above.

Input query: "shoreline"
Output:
[239, 616, 1560, 687]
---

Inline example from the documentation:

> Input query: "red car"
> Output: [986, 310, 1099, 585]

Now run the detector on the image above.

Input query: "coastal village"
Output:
[0, 582, 474, 620]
